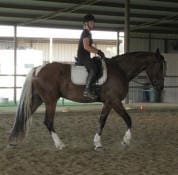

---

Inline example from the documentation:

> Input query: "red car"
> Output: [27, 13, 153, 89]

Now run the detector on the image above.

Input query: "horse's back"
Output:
[34, 62, 71, 79]
[32, 62, 71, 96]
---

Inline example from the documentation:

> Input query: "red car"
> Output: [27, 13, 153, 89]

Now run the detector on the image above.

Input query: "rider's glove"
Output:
[97, 50, 105, 59]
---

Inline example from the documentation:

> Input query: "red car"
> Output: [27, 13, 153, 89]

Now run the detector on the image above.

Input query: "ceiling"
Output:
[0, 0, 178, 34]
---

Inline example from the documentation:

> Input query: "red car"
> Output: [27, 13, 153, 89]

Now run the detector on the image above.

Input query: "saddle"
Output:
[71, 59, 107, 85]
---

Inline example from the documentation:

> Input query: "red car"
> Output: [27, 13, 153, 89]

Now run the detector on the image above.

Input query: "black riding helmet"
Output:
[83, 14, 95, 22]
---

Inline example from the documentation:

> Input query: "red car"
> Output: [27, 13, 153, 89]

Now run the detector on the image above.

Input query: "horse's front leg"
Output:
[94, 103, 111, 151]
[44, 102, 65, 150]
[111, 99, 132, 147]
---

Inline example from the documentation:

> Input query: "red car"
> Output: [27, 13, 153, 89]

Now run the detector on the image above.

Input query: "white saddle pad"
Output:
[71, 60, 107, 85]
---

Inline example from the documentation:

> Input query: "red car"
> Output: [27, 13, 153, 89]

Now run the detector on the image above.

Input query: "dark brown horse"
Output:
[8, 49, 166, 150]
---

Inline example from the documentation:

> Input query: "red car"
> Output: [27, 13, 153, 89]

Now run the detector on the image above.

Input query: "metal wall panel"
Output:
[130, 38, 149, 51]
[151, 39, 164, 52]
[31, 41, 117, 63]
[163, 54, 178, 103]
[32, 42, 49, 62]
[96, 44, 117, 58]
[53, 43, 77, 62]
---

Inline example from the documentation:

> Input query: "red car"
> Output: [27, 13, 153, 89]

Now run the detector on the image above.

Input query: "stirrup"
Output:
[83, 90, 97, 99]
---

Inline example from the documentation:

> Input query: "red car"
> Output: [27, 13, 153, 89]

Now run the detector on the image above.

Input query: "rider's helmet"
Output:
[83, 14, 95, 22]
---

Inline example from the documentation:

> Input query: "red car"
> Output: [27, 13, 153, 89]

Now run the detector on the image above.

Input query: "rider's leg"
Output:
[83, 68, 97, 99]
[83, 59, 98, 99]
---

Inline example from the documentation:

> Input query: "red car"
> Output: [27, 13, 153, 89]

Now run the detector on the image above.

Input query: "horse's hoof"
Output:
[121, 141, 129, 149]
[94, 146, 104, 152]
[60, 145, 66, 150]
[6, 144, 17, 149]
[56, 143, 66, 150]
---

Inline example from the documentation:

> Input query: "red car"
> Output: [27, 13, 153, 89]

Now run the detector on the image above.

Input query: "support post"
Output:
[14, 25, 17, 104]
[148, 33, 151, 51]
[116, 31, 120, 55]
[49, 37, 53, 63]
[124, 0, 130, 103]
[124, 0, 130, 53]
[164, 39, 168, 53]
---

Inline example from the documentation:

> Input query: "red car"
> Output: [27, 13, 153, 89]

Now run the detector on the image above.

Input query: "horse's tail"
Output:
[9, 68, 35, 145]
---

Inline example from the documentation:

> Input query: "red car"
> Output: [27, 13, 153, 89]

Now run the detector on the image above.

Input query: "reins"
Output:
[132, 79, 151, 86]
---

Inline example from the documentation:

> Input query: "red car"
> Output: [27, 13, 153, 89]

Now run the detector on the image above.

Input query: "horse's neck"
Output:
[118, 57, 149, 81]
[126, 64, 146, 81]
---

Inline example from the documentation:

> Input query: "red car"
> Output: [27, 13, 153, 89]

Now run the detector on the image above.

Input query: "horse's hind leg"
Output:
[94, 103, 111, 150]
[31, 93, 42, 114]
[111, 100, 132, 147]
[44, 102, 65, 149]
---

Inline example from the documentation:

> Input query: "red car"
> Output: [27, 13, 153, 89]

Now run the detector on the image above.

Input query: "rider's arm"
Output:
[83, 37, 98, 54]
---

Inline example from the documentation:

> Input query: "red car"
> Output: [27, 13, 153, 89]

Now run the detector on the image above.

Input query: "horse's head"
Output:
[146, 49, 166, 91]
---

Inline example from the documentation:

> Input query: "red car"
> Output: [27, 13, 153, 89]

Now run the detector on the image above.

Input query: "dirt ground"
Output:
[0, 109, 178, 175]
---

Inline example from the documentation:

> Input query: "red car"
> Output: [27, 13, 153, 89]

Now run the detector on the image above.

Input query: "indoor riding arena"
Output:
[0, 1, 178, 175]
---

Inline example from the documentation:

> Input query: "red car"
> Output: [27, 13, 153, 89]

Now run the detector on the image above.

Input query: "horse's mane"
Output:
[110, 51, 166, 77]
[111, 51, 153, 61]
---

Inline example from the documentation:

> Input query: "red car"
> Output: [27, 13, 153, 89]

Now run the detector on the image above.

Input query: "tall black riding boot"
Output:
[83, 72, 97, 100]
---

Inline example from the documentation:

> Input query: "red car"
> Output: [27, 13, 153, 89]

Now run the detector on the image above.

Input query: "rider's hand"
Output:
[97, 50, 105, 58]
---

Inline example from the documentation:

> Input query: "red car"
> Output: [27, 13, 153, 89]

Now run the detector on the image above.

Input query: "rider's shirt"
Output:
[77, 29, 93, 63]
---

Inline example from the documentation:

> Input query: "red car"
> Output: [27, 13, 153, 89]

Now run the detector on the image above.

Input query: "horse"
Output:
[8, 49, 166, 151]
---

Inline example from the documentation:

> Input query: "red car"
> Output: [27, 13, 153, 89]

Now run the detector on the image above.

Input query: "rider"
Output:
[77, 14, 105, 99]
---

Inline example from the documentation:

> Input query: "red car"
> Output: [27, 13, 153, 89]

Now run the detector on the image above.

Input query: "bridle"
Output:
[149, 58, 167, 88]
[163, 59, 167, 78]
[133, 58, 167, 86]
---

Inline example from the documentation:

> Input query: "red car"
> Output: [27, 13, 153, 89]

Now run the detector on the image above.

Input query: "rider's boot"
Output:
[83, 72, 97, 100]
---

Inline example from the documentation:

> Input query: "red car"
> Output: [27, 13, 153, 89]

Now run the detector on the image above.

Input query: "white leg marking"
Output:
[51, 132, 65, 149]
[94, 133, 102, 149]
[122, 129, 132, 146]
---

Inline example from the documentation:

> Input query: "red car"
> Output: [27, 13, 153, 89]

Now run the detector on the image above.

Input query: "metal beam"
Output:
[124, 0, 130, 53]
[124, 0, 130, 104]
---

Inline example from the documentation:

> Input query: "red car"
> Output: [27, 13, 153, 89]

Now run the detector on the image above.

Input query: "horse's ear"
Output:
[156, 48, 160, 56]
[155, 48, 161, 60]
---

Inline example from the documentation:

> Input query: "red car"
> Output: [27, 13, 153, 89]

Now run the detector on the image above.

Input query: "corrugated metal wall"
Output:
[96, 43, 117, 58]
[31, 40, 117, 63]
[151, 39, 164, 52]
[163, 54, 178, 103]
[32, 42, 49, 62]
[53, 42, 78, 62]
[130, 38, 165, 52]
[130, 38, 149, 51]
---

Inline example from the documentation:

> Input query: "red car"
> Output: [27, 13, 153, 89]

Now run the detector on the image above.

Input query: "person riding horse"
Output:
[77, 14, 105, 99]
